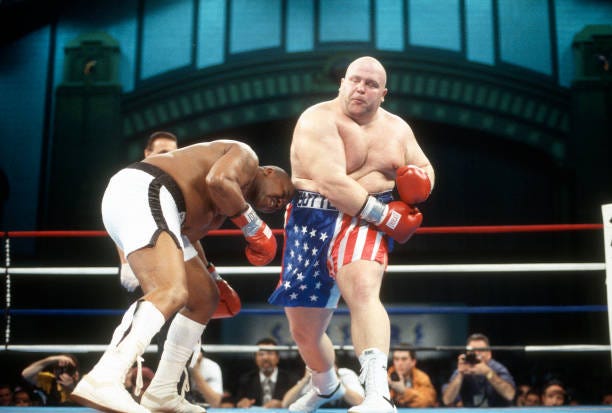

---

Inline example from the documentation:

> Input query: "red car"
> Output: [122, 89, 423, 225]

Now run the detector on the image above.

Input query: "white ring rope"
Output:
[0, 262, 606, 276]
[3, 209, 610, 359]
[1, 344, 609, 354]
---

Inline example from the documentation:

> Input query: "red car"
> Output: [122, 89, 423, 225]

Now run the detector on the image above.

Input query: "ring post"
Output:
[602, 204, 612, 368]
[3, 234, 10, 349]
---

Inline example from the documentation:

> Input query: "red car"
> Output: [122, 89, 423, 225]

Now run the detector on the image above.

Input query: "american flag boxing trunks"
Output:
[268, 190, 393, 308]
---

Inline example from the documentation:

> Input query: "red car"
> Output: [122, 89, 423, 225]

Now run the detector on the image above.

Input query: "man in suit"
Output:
[235, 337, 299, 408]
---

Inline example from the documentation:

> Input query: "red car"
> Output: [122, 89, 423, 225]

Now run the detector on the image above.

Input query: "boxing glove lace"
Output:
[230, 204, 277, 266]
[396, 165, 431, 205]
[359, 196, 422, 244]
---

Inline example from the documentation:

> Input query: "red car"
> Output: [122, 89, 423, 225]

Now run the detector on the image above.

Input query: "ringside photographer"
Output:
[441, 333, 516, 407]
[387, 343, 437, 407]
[21, 354, 80, 406]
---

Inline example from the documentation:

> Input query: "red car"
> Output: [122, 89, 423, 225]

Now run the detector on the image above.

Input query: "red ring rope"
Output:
[0, 223, 603, 238]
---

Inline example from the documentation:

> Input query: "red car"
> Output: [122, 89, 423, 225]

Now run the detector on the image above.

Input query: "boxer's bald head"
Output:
[345, 56, 387, 88]
[250, 165, 294, 213]
[339, 56, 388, 123]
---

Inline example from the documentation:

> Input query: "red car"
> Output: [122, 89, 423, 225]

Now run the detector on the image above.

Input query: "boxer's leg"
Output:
[141, 254, 215, 413]
[72, 233, 183, 413]
[285, 307, 345, 413]
[141, 314, 206, 413]
[71, 300, 165, 413]
[337, 261, 396, 413]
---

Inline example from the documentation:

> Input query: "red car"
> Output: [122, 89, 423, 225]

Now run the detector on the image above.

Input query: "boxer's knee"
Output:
[187, 282, 219, 312]
[289, 319, 320, 347]
[204, 285, 220, 307]
[149, 282, 188, 314]
[286, 308, 332, 346]
[289, 323, 309, 346]
[167, 284, 189, 309]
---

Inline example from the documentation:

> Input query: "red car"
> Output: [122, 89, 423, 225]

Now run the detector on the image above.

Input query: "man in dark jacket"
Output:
[235, 337, 299, 408]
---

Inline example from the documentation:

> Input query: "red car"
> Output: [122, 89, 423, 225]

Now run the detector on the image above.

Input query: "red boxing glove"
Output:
[207, 263, 242, 319]
[396, 165, 431, 205]
[230, 204, 277, 266]
[360, 196, 422, 244]
[213, 278, 241, 318]
[376, 201, 423, 244]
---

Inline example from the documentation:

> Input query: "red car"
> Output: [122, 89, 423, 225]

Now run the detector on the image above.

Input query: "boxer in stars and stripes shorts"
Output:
[268, 189, 394, 309]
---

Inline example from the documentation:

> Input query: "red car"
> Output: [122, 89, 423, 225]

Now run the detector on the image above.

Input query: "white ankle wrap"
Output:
[167, 313, 206, 348]
[147, 313, 206, 393]
[311, 367, 339, 395]
[358, 348, 390, 399]
[94, 300, 165, 382]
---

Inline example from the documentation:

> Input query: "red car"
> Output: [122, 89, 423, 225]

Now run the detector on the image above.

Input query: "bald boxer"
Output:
[117, 132, 236, 319]
[268, 56, 435, 413]
[72, 140, 294, 413]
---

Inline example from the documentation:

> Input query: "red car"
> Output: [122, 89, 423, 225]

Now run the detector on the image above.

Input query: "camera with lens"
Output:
[53, 363, 76, 377]
[464, 352, 480, 365]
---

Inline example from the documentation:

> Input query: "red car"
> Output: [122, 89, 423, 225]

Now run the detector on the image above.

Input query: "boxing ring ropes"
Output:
[1, 204, 612, 412]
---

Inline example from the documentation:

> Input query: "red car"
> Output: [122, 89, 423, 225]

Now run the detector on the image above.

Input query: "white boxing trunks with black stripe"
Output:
[101, 162, 197, 261]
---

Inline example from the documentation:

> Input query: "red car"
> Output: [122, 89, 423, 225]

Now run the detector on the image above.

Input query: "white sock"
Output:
[358, 348, 390, 399]
[311, 367, 340, 395]
[147, 313, 206, 394]
[94, 300, 166, 381]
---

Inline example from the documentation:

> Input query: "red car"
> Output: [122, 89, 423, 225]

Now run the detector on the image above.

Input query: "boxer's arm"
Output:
[193, 239, 221, 279]
[403, 125, 435, 190]
[291, 107, 369, 215]
[193, 239, 209, 267]
[189, 356, 223, 407]
[196, 239, 242, 317]
[206, 141, 260, 217]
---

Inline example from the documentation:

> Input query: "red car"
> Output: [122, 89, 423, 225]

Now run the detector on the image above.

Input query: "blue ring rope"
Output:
[8, 305, 607, 317]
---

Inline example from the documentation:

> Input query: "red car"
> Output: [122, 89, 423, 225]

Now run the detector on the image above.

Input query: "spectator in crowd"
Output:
[441, 333, 516, 407]
[234, 337, 299, 408]
[21, 354, 80, 405]
[12, 387, 33, 406]
[388, 343, 437, 407]
[541, 379, 567, 406]
[123, 364, 155, 402]
[523, 388, 541, 406]
[514, 383, 531, 406]
[282, 363, 364, 409]
[602, 392, 612, 405]
[220, 391, 236, 408]
[0, 384, 13, 406]
[188, 349, 224, 408]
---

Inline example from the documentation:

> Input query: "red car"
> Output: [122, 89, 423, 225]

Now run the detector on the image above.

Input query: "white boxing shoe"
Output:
[288, 382, 345, 413]
[140, 391, 206, 413]
[348, 395, 397, 413]
[70, 373, 151, 413]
